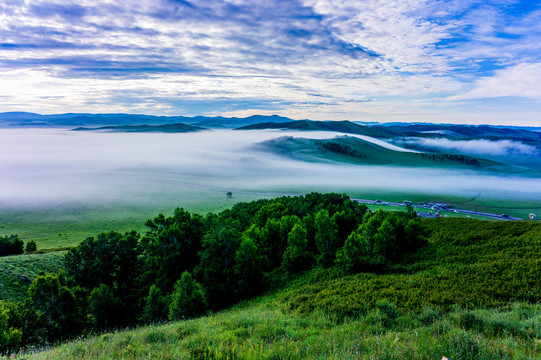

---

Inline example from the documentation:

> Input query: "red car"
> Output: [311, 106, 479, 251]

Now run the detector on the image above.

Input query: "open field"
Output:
[0, 188, 277, 250]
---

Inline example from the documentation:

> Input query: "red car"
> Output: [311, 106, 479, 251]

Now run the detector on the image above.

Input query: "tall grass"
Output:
[11, 298, 539, 360]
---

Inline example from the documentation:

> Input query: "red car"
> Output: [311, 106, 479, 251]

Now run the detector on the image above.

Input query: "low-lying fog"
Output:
[1, 128, 540, 209]
[392, 137, 541, 166]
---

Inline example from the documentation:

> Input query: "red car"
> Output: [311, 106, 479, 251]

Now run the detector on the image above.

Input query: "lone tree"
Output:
[25, 241, 37, 254]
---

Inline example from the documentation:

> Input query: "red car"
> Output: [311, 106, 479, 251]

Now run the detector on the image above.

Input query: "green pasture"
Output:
[0, 252, 66, 301]
[0, 188, 276, 250]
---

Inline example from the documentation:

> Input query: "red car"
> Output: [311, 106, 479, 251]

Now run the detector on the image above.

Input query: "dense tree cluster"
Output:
[337, 210, 425, 273]
[0, 236, 38, 257]
[0, 235, 24, 257]
[418, 153, 480, 166]
[317, 141, 367, 159]
[0, 193, 427, 353]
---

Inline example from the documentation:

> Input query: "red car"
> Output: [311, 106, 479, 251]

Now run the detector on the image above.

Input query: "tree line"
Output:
[317, 140, 368, 159]
[0, 193, 425, 353]
[0, 235, 37, 257]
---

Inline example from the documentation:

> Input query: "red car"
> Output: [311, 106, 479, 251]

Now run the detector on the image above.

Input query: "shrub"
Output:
[443, 329, 480, 360]
[376, 299, 399, 320]
[168, 272, 207, 321]
[24, 241, 37, 254]
[0, 302, 21, 354]
[419, 306, 441, 325]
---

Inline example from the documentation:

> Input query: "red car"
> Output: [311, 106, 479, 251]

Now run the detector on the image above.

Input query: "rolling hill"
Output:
[238, 120, 397, 137]
[254, 135, 507, 170]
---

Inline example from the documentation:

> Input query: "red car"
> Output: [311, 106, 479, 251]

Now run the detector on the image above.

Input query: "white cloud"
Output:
[396, 137, 539, 157]
[449, 63, 541, 100]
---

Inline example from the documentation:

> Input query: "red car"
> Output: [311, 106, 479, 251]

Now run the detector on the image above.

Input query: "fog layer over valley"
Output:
[392, 137, 541, 169]
[1, 129, 540, 211]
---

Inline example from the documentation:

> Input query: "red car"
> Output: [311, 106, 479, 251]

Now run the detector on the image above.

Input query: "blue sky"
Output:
[1, 0, 540, 125]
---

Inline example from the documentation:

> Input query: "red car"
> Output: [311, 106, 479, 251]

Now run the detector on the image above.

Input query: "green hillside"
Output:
[11, 217, 541, 359]
[257, 135, 506, 170]
[2, 193, 539, 359]
[0, 252, 66, 302]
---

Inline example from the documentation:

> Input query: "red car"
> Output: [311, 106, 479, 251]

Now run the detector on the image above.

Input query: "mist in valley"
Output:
[392, 137, 541, 170]
[1, 128, 540, 212]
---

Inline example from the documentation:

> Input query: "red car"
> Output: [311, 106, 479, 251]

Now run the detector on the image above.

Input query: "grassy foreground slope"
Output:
[14, 217, 540, 360]
[15, 299, 540, 360]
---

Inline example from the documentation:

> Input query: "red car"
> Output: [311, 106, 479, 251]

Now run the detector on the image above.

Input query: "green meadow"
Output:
[0, 189, 276, 250]
[12, 299, 540, 360]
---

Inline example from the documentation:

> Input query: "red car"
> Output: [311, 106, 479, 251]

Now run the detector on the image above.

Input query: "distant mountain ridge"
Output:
[0, 112, 294, 128]
[72, 123, 206, 133]
[2, 112, 540, 142]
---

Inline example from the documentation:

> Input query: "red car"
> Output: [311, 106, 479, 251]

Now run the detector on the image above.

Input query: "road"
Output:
[351, 199, 524, 221]
[148, 177, 525, 221]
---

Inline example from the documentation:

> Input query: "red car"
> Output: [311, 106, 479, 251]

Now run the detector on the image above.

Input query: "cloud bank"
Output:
[394, 137, 540, 157]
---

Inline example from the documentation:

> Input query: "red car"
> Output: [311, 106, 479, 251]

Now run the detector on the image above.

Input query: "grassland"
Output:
[0, 252, 66, 301]
[11, 298, 539, 360]
[8, 217, 540, 359]
[0, 189, 276, 250]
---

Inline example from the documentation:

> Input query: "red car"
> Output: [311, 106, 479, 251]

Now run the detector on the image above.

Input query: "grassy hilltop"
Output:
[3, 196, 539, 360]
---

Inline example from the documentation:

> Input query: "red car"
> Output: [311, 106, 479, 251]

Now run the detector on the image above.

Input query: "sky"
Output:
[1, 0, 541, 125]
